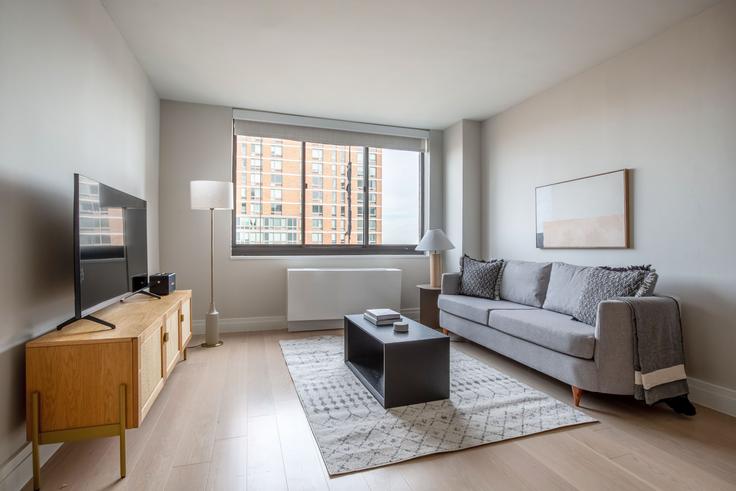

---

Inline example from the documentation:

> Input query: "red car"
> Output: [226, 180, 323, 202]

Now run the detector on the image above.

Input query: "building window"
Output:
[233, 134, 424, 254]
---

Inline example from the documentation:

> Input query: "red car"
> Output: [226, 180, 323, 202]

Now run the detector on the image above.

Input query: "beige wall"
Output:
[159, 101, 430, 326]
[0, 0, 160, 473]
[481, 1, 736, 394]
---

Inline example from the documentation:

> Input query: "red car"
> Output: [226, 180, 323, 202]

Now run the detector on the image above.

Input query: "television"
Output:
[58, 174, 153, 330]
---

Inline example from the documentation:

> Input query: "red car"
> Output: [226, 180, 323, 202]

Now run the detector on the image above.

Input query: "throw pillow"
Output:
[458, 255, 504, 300]
[574, 265, 656, 326]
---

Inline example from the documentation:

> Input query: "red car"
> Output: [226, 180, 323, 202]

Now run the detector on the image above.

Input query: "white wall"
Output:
[159, 101, 431, 327]
[443, 120, 481, 271]
[481, 1, 736, 401]
[0, 0, 160, 482]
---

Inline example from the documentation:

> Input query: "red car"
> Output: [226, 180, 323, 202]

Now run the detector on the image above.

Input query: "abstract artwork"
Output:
[536, 169, 629, 248]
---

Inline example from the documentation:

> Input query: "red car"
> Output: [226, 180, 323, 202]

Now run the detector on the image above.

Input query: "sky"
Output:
[381, 149, 420, 244]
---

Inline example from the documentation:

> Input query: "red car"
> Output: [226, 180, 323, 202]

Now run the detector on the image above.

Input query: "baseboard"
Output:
[193, 308, 420, 335]
[688, 377, 736, 417]
[0, 442, 61, 491]
[192, 315, 287, 334]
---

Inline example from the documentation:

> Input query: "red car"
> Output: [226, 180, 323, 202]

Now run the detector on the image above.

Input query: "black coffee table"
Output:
[344, 314, 450, 408]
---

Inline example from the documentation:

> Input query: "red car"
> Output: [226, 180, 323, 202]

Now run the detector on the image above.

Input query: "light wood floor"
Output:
[27, 330, 736, 491]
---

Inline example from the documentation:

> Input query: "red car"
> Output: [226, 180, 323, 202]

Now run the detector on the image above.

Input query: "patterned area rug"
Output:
[279, 335, 596, 475]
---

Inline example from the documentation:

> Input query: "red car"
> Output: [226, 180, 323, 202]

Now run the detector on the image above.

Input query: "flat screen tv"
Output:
[58, 174, 153, 330]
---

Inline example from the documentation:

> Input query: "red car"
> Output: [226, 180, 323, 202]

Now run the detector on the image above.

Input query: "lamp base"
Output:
[429, 253, 442, 288]
[201, 341, 224, 348]
[203, 309, 223, 348]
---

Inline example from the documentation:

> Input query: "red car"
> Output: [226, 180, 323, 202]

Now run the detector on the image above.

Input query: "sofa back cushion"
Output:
[499, 260, 552, 308]
[458, 255, 504, 300]
[542, 262, 591, 316]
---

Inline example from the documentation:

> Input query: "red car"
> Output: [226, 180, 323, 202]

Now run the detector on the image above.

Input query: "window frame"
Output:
[232, 136, 425, 256]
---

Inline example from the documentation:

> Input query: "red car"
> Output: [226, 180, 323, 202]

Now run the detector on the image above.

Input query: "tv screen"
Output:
[74, 174, 148, 318]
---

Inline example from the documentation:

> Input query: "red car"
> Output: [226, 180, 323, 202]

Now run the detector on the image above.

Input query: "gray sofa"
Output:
[439, 260, 637, 406]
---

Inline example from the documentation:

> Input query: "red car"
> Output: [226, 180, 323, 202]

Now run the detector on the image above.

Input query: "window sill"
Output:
[229, 254, 427, 260]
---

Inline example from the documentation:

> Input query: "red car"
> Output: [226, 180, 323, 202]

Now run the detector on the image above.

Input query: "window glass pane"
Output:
[304, 142, 363, 245]
[369, 147, 421, 245]
[235, 135, 302, 245]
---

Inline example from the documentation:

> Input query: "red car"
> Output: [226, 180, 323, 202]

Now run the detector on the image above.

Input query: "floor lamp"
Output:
[416, 229, 455, 288]
[191, 180, 233, 348]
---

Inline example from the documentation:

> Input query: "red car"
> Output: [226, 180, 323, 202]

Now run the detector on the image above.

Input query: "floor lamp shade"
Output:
[416, 229, 455, 288]
[190, 180, 233, 210]
[190, 180, 233, 348]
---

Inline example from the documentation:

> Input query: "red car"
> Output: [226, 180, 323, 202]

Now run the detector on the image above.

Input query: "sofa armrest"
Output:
[593, 300, 635, 393]
[441, 272, 460, 295]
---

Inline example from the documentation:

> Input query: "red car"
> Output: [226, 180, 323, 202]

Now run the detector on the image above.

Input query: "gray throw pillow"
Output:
[574, 265, 656, 326]
[458, 255, 504, 300]
[542, 262, 591, 316]
[499, 260, 552, 308]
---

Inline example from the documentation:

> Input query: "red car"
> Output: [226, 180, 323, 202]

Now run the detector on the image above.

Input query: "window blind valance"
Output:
[233, 112, 427, 153]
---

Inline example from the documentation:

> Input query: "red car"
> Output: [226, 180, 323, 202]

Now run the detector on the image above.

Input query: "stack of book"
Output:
[363, 308, 401, 326]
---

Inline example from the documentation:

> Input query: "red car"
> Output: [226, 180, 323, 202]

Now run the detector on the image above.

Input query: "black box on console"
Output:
[149, 273, 176, 296]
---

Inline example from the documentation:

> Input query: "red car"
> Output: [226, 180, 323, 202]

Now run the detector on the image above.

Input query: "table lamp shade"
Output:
[416, 229, 455, 252]
[190, 180, 234, 210]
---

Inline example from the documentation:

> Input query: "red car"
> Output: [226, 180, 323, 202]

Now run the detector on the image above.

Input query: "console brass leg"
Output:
[31, 392, 40, 490]
[119, 384, 127, 479]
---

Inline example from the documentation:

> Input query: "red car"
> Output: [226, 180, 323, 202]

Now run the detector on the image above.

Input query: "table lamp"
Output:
[191, 180, 233, 348]
[416, 229, 455, 288]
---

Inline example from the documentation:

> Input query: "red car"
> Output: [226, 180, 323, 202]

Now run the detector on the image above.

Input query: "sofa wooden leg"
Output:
[442, 328, 449, 335]
[572, 386, 583, 407]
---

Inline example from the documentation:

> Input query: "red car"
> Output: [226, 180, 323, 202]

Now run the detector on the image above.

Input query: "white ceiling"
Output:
[102, 0, 717, 129]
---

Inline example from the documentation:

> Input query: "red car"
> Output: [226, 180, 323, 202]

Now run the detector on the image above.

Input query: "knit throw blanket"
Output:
[619, 296, 689, 405]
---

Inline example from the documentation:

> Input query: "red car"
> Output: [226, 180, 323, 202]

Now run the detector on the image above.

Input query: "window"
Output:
[233, 133, 424, 254]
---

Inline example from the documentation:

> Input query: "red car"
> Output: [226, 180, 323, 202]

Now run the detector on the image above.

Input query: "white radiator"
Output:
[287, 268, 402, 331]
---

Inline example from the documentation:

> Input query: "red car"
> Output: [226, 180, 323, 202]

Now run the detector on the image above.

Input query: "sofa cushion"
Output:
[500, 260, 552, 308]
[542, 262, 590, 316]
[489, 309, 596, 359]
[438, 294, 536, 325]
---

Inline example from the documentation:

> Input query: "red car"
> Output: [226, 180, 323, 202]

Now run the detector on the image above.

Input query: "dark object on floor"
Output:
[663, 395, 696, 416]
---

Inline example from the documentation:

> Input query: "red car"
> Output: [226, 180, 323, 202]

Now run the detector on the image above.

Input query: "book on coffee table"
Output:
[364, 308, 400, 326]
